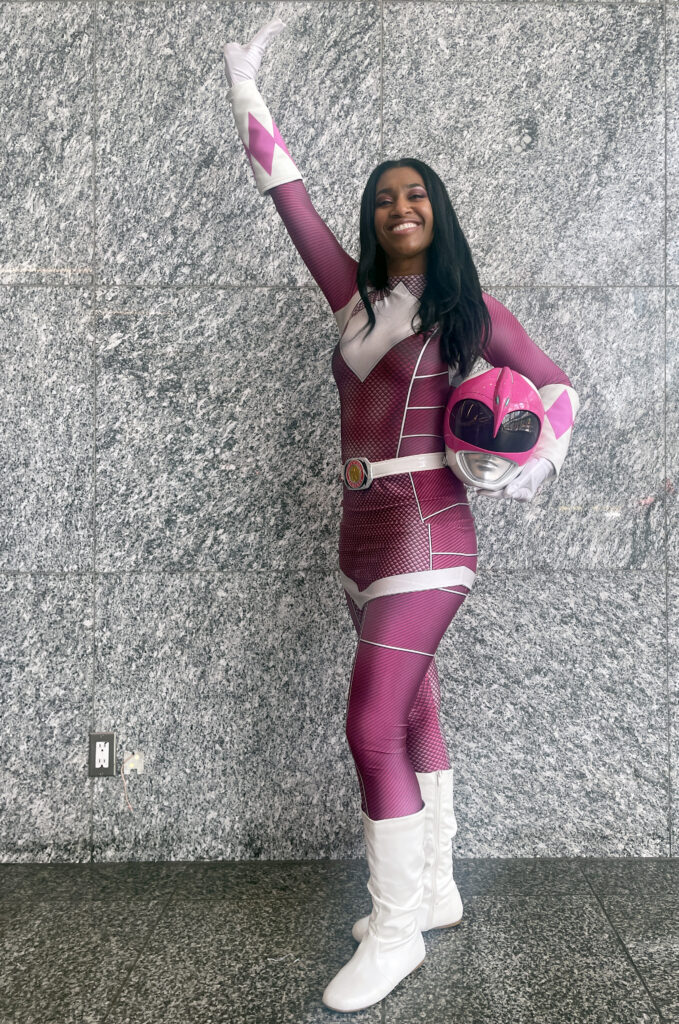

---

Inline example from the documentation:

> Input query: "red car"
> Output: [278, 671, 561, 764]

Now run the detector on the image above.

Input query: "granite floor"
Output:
[1, 857, 677, 1024]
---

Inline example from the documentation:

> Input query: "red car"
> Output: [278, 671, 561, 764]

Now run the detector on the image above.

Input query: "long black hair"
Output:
[356, 158, 492, 379]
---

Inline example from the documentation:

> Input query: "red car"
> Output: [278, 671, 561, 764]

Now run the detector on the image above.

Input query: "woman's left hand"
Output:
[472, 456, 556, 502]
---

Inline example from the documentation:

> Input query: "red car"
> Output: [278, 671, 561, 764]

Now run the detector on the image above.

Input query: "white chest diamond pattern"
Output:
[334, 281, 424, 382]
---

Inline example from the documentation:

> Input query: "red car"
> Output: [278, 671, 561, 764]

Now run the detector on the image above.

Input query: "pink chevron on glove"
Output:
[245, 111, 297, 177]
[545, 389, 575, 440]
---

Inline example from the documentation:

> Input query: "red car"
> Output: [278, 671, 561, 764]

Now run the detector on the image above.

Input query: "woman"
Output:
[223, 17, 579, 1014]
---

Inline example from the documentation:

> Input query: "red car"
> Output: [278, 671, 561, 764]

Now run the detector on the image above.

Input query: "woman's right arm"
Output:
[227, 77, 359, 316]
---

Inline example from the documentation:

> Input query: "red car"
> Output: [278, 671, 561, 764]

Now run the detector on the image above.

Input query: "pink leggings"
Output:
[343, 586, 470, 821]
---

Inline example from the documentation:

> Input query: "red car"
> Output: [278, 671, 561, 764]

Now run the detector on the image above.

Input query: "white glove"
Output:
[472, 456, 556, 502]
[223, 16, 287, 88]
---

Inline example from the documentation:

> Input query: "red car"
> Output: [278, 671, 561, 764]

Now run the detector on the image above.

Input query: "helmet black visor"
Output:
[450, 399, 541, 454]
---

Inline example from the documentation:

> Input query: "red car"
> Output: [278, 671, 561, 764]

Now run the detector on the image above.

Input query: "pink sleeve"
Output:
[268, 179, 359, 315]
[481, 291, 572, 388]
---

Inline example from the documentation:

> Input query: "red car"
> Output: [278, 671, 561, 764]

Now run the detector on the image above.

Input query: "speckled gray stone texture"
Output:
[670, 291, 679, 569]
[385, 895, 663, 1023]
[580, 858, 679, 1021]
[96, 2, 378, 287]
[0, 894, 171, 1024]
[383, 3, 664, 286]
[1, 574, 94, 862]
[0, 287, 94, 569]
[91, 570, 359, 861]
[669, 7, 678, 278]
[670, 575, 679, 870]
[0, 0, 676, 867]
[0, 4, 94, 287]
[2, 858, 675, 1023]
[95, 285, 341, 571]
[440, 569, 670, 856]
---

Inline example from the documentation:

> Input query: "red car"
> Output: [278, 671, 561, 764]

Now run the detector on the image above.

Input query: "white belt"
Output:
[341, 452, 448, 490]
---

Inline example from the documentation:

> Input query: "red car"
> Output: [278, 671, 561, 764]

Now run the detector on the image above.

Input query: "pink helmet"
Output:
[443, 366, 545, 490]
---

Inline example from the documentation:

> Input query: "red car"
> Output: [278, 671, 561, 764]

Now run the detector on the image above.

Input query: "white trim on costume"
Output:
[358, 638, 437, 658]
[339, 565, 476, 610]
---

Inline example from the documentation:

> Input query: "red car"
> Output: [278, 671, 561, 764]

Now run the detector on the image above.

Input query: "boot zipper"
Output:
[431, 770, 440, 928]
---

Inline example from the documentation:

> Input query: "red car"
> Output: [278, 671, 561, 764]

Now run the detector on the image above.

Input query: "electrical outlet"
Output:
[89, 732, 116, 777]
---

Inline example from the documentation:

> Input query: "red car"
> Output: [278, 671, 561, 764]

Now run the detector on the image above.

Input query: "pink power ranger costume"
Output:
[226, 52, 580, 1013]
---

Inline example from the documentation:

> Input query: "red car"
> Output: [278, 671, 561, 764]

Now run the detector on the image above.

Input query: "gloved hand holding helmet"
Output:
[474, 454, 556, 501]
[443, 365, 555, 503]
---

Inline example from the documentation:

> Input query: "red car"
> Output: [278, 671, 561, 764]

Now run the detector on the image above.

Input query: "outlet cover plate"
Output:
[89, 732, 116, 777]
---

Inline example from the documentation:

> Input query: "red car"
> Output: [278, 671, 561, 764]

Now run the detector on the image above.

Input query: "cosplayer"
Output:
[224, 17, 580, 1015]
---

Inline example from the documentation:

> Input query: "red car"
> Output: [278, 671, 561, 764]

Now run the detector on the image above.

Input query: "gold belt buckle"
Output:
[342, 457, 373, 490]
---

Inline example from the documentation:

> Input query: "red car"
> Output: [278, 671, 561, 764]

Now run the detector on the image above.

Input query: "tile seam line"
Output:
[89, 0, 98, 867]
[0, 1, 664, 5]
[576, 859, 669, 1021]
[380, 0, 384, 163]
[100, 890, 175, 1023]
[0, 282, 671, 290]
[1, 282, 670, 293]
[0, 567, 669, 575]
[662, 0, 672, 858]
[0, 882, 660, 907]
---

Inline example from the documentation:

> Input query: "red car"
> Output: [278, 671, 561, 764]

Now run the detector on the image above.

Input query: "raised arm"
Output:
[224, 20, 358, 314]
[226, 80, 358, 313]
[481, 290, 580, 480]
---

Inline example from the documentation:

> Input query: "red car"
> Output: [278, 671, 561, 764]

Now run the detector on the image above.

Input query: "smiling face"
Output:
[374, 167, 435, 276]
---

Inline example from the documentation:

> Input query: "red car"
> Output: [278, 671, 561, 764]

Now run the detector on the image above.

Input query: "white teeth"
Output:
[391, 222, 419, 233]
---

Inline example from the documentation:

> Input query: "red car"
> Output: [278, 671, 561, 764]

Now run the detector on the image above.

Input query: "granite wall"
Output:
[1, 0, 677, 861]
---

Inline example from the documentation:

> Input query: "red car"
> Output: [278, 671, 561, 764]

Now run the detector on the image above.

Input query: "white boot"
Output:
[352, 769, 463, 942]
[322, 804, 427, 1013]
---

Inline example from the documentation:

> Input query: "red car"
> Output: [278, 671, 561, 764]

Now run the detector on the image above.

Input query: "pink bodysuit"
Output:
[264, 180, 574, 820]
[268, 180, 572, 611]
